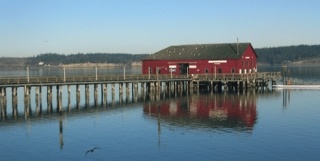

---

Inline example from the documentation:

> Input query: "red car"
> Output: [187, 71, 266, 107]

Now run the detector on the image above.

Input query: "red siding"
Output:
[142, 44, 258, 75]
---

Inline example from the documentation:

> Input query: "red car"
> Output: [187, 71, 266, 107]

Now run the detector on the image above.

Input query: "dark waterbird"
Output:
[85, 147, 100, 156]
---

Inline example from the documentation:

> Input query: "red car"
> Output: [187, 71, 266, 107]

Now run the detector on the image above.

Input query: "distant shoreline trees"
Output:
[27, 53, 149, 66]
[256, 44, 320, 65]
[1, 44, 320, 67]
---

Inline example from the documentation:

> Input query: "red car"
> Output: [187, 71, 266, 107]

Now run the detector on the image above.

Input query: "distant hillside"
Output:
[27, 53, 149, 66]
[2, 44, 320, 68]
[256, 44, 320, 65]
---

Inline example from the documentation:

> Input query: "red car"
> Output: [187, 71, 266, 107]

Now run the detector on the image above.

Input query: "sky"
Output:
[1, 0, 319, 57]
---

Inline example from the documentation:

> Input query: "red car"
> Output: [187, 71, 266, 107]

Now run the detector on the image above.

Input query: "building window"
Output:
[242, 61, 244, 67]
[231, 68, 235, 73]
[205, 68, 208, 73]
[218, 68, 222, 73]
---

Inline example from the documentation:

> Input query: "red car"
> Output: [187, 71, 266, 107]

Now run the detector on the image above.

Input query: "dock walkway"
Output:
[0, 72, 280, 118]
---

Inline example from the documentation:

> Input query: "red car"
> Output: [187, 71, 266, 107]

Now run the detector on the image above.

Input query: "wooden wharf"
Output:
[0, 72, 280, 119]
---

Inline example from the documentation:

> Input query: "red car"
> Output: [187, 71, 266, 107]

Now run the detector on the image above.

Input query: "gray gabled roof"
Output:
[144, 43, 251, 60]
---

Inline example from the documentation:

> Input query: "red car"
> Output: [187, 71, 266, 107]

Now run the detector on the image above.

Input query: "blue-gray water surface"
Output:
[1, 66, 320, 161]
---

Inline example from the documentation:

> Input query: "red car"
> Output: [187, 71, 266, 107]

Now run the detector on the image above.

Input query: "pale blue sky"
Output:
[1, 0, 319, 57]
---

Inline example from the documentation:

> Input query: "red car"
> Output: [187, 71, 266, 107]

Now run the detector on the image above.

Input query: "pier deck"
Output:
[0, 72, 280, 87]
[0, 72, 280, 119]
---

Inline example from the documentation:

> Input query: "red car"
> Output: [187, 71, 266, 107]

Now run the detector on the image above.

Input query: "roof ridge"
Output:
[145, 42, 251, 60]
[168, 42, 250, 47]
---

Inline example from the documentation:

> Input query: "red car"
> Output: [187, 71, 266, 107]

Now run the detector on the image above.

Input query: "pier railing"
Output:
[0, 72, 281, 86]
[194, 72, 281, 81]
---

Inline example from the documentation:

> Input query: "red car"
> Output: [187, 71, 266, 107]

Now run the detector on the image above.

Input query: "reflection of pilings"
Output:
[283, 89, 290, 108]
[157, 112, 161, 149]
[59, 114, 64, 149]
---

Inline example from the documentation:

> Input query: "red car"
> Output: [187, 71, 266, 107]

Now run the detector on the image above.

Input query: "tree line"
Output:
[255, 44, 320, 65]
[22, 44, 320, 66]
[27, 53, 149, 65]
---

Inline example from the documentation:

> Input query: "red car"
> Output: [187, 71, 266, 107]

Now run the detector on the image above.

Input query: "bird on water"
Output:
[85, 147, 101, 156]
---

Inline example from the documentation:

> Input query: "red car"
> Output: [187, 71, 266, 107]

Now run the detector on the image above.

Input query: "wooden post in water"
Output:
[119, 83, 123, 104]
[39, 86, 43, 114]
[67, 85, 71, 111]
[196, 81, 200, 94]
[111, 84, 115, 102]
[76, 85, 80, 109]
[24, 86, 30, 118]
[133, 83, 138, 103]
[57, 85, 63, 112]
[94, 84, 98, 106]
[126, 83, 130, 103]
[12, 87, 18, 118]
[189, 81, 193, 95]
[24, 85, 29, 97]
[0, 87, 7, 120]
[47, 86, 52, 113]
[35, 86, 41, 116]
[85, 84, 90, 107]
[146, 82, 150, 95]
[56, 85, 60, 111]
[103, 84, 107, 106]
[141, 82, 145, 100]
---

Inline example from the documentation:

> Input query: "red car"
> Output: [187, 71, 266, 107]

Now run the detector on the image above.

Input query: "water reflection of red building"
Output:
[143, 93, 257, 129]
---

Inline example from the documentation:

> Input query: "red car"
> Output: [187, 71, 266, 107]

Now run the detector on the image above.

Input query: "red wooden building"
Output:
[142, 42, 258, 75]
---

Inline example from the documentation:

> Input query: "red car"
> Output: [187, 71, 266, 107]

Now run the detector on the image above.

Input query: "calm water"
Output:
[1, 66, 320, 161]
